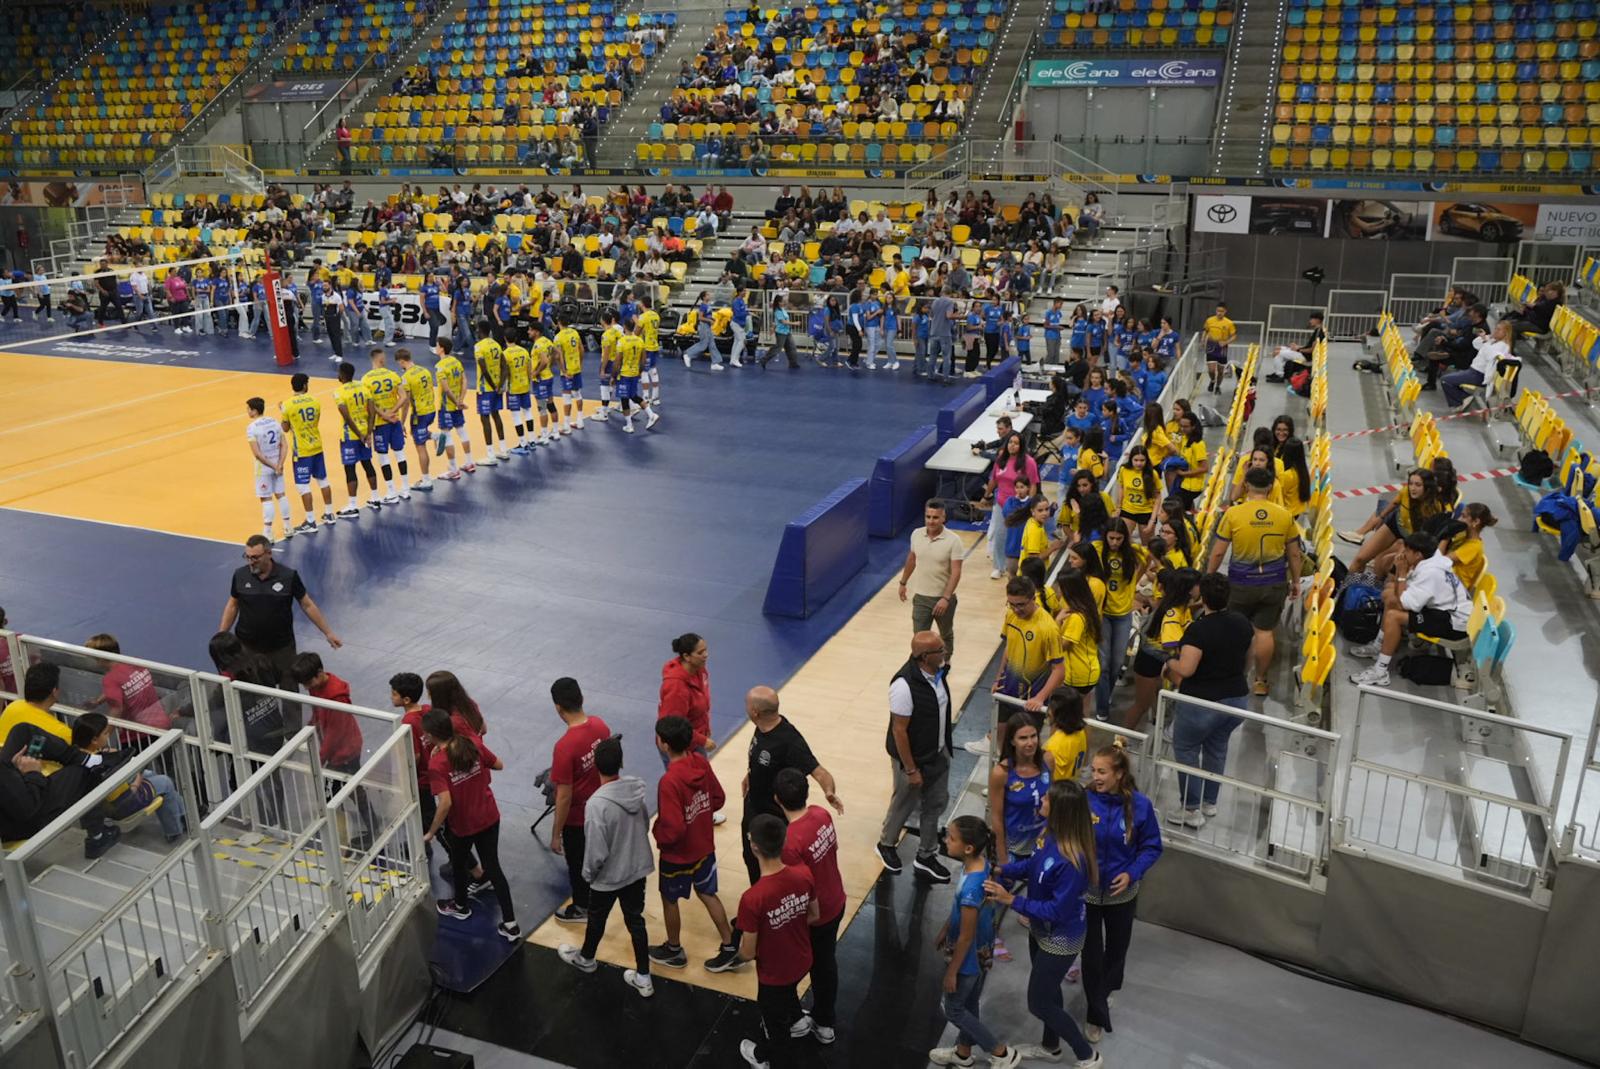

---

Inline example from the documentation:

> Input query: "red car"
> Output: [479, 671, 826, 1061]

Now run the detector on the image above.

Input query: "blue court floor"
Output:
[1, 323, 968, 924]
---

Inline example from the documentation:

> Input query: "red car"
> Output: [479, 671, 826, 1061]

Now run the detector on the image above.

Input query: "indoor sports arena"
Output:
[1, 1, 1599, 1067]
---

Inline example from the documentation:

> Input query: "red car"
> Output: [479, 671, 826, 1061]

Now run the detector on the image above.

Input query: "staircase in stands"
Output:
[1209, 0, 1288, 176]
[964, 0, 1050, 145]
[593, 0, 726, 170]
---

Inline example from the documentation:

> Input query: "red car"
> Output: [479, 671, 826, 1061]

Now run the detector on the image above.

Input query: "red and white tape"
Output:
[1327, 387, 1590, 441]
[1331, 466, 1519, 500]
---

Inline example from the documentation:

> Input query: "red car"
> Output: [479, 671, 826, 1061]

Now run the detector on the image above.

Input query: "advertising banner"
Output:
[0, 179, 144, 207]
[1327, 199, 1429, 240]
[1026, 58, 1223, 88]
[246, 79, 364, 103]
[1428, 201, 1539, 243]
[1534, 203, 1600, 243]
[1249, 198, 1327, 236]
[1193, 194, 1252, 234]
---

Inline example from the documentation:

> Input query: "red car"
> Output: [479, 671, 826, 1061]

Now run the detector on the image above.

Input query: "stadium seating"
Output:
[350, 0, 674, 168]
[0, 2, 122, 82]
[640, 2, 1001, 169]
[278, 0, 431, 73]
[1047, 0, 1233, 50]
[1268, 0, 1600, 175]
[6, 0, 298, 170]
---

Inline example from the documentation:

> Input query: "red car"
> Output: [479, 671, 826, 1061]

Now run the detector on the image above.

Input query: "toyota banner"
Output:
[1026, 58, 1223, 88]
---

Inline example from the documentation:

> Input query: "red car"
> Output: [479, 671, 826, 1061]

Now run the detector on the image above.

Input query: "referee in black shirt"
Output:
[219, 534, 342, 683]
[740, 685, 843, 885]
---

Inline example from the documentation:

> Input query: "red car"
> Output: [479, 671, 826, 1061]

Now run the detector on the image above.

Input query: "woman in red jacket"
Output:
[658, 632, 714, 763]
[658, 633, 726, 825]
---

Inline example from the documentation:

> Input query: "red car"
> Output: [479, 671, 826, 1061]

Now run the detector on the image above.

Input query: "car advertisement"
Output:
[1327, 199, 1429, 240]
[1248, 198, 1327, 236]
[1428, 201, 1538, 243]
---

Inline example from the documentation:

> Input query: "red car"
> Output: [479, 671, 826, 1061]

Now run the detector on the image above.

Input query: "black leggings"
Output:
[1082, 898, 1137, 1029]
[809, 909, 842, 1027]
[581, 876, 647, 972]
[561, 823, 590, 908]
[846, 324, 862, 363]
[447, 821, 514, 923]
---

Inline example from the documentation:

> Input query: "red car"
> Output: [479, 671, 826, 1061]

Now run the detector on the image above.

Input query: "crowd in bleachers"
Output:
[345, 1, 673, 169]
[278, 0, 436, 74]
[6, 0, 302, 170]
[640, 0, 997, 169]
[1269, 0, 1600, 173]
[1047, 0, 1234, 50]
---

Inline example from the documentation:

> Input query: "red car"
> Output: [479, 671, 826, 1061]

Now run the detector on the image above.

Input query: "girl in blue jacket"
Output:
[985, 779, 1102, 1067]
[1082, 743, 1163, 1043]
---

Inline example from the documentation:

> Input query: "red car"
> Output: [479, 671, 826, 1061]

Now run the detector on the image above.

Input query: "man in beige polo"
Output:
[898, 499, 964, 660]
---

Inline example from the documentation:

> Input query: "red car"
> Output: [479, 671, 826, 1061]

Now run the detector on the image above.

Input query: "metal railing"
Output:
[1451, 256, 1515, 297]
[199, 726, 341, 1026]
[1515, 241, 1583, 289]
[1151, 692, 1342, 889]
[2, 728, 210, 1069]
[327, 726, 424, 970]
[1560, 696, 1600, 865]
[1385, 273, 1451, 326]
[146, 145, 266, 196]
[1264, 303, 1327, 350]
[1337, 686, 1570, 903]
[1325, 288, 1388, 341]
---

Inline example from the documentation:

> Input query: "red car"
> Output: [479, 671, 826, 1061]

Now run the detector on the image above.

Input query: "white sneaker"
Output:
[623, 421, 635, 433]
[1012, 1046, 1063, 1062]
[1075, 1054, 1104, 1069]
[928, 1048, 975, 1067]
[990, 568, 1004, 580]
[1337, 529, 1364, 545]
[1347, 640, 1382, 659]
[594, 408, 609, 421]
[382, 493, 400, 505]
[1201, 803, 1218, 818]
[557, 944, 596, 973]
[711, 363, 725, 371]
[788, 1015, 813, 1039]
[1084, 1025, 1104, 1044]
[990, 1048, 1022, 1069]
[738, 1039, 769, 1069]
[479, 454, 499, 466]
[497, 449, 510, 460]
[1350, 664, 1392, 687]
[645, 409, 660, 429]
[730, 358, 744, 367]
[623, 969, 654, 998]
[888, 360, 902, 369]
[813, 1024, 835, 1044]
[1166, 809, 1205, 829]
[712, 811, 727, 825]
[963, 737, 991, 756]
[683, 354, 692, 368]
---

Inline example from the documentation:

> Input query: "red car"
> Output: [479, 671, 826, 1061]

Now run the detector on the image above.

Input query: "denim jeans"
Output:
[913, 335, 929, 376]
[1172, 695, 1248, 809]
[864, 326, 882, 368]
[1026, 939, 1094, 1060]
[929, 336, 953, 378]
[730, 322, 747, 363]
[143, 773, 187, 838]
[1095, 612, 1133, 719]
[196, 295, 213, 334]
[941, 969, 1000, 1053]
[131, 295, 156, 327]
[684, 329, 717, 364]
[1441, 367, 1485, 407]
[988, 503, 1007, 574]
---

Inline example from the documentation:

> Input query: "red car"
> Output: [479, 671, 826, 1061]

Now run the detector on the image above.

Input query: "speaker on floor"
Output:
[396, 1043, 474, 1069]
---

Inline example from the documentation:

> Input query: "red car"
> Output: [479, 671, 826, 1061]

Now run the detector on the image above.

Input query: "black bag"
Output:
[1519, 449, 1555, 486]
[1397, 654, 1454, 686]
[1337, 580, 1383, 644]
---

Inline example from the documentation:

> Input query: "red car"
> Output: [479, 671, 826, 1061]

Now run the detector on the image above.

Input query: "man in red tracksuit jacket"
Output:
[649, 715, 745, 972]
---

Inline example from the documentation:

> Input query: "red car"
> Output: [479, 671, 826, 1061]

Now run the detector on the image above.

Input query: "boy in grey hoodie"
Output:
[558, 735, 657, 998]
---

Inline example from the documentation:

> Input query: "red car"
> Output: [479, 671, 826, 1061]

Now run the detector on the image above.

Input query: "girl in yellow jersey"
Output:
[1448, 503, 1497, 593]
[1061, 542, 1107, 614]
[1054, 570, 1103, 695]
[1124, 567, 1200, 730]
[1172, 412, 1209, 511]
[1229, 448, 1284, 508]
[1093, 520, 1150, 720]
[1142, 402, 1174, 470]
[1115, 445, 1161, 542]
[1275, 438, 1313, 523]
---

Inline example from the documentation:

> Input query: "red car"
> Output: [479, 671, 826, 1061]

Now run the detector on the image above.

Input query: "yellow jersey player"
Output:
[394, 348, 436, 492]
[363, 349, 412, 502]
[614, 321, 659, 434]
[595, 307, 622, 422]
[245, 397, 293, 543]
[333, 360, 381, 514]
[431, 338, 476, 479]
[530, 325, 559, 445]
[637, 293, 662, 406]
[474, 323, 509, 464]
[554, 315, 586, 433]
[502, 332, 535, 453]
[280, 372, 335, 531]
[1202, 300, 1238, 394]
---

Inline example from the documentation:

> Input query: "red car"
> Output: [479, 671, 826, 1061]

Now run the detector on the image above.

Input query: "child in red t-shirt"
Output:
[736, 814, 818, 1069]
[290, 653, 363, 772]
[774, 768, 846, 1045]
[421, 708, 518, 941]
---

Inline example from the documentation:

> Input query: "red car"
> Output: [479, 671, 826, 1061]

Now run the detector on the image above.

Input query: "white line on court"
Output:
[0, 504, 238, 546]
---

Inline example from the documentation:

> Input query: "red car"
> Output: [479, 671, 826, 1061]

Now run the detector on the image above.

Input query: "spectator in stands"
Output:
[1443, 320, 1518, 410]
[1266, 312, 1325, 383]
[877, 631, 953, 881]
[1420, 303, 1488, 390]
[1502, 281, 1563, 339]
[220, 535, 342, 683]
[81, 634, 171, 729]
[336, 119, 352, 174]
[1164, 573, 1254, 829]
[289, 654, 364, 776]
[0, 663, 70, 744]
[0, 720, 122, 857]
[1411, 287, 1476, 359]
[70, 713, 188, 842]
[1208, 466, 1302, 697]
[1348, 532, 1473, 688]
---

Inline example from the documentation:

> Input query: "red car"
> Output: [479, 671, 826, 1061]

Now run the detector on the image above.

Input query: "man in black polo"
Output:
[219, 534, 342, 683]
[740, 685, 843, 885]
[875, 631, 952, 883]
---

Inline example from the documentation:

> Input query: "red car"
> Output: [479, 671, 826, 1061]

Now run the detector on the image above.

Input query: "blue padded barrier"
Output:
[981, 356, 1021, 402]
[936, 384, 987, 442]
[763, 478, 870, 618]
[869, 423, 938, 539]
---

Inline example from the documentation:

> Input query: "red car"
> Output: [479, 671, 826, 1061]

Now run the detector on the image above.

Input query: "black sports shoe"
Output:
[705, 944, 747, 973]
[466, 877, 493, 897]
[649, 943, 688, 969]
[875, 842, 903, 874]
[436, 899, 472, 920]
[913, 854, 952, 883]
[553, 903, 587, 924]
[85, 823, 121, 859]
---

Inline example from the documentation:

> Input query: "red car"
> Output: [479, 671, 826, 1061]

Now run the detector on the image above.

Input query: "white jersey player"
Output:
[246, 397, 293, 542]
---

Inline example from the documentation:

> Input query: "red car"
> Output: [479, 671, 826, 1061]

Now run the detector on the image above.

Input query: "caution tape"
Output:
[1327, 387, 1590, 441]
[1331, 466, 1519, 500]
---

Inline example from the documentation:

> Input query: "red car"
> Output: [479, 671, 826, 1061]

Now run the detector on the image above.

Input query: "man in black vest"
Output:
[875, 631, 952, 883]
